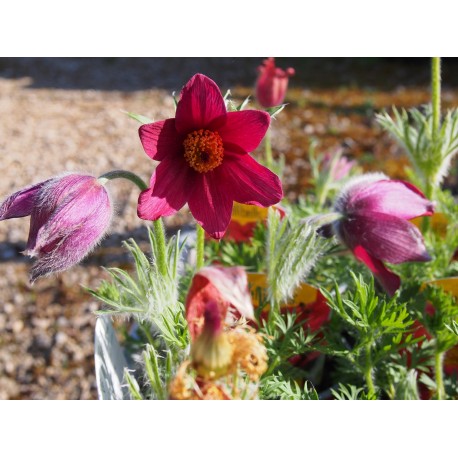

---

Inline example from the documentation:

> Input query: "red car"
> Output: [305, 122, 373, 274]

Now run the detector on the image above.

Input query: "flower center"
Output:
[183, 129, 224, 173]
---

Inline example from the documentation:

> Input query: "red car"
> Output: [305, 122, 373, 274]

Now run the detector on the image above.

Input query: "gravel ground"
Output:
[0, 58, 457, 399]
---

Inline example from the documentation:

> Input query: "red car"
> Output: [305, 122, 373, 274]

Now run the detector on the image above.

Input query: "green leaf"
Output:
[124, 111, 154, 124]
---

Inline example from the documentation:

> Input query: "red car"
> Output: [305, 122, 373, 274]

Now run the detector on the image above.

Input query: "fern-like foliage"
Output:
[376, 105, 458, 190]
[87, 226, 189, 351]
[261, 375, 319, 400]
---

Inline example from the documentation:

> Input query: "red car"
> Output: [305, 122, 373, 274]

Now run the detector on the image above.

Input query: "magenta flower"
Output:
[255, 57, 295, 108]
[0, 173, 112, 282]
[333, 174, 434, 295]
[137, 73, 283, 239]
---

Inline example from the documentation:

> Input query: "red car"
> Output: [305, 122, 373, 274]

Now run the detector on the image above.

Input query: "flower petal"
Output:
[31, 178, 111, 254]
[188, 172, 233, 239]
[137, 157, 192, 220]
[138, 119, 183, 161]
[197, 266, 254, 320]
[347, 179, 434, 219]
[220, 154, 283, 206]
[218, 110, 270, 154]
[338, 211, 431, 264]
[27, 179, 111, 282]
[351, 245, 401, 296]
[175, 74, 227, 134]
[0, 180, 50, 220]
[29, 221, 110, 283]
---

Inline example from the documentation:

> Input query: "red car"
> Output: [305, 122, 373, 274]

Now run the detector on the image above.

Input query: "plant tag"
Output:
[426, 277, 458, 297]
[94, 315, 130, 400]
[225, 203, 285, 242]
[412, 212, 449, 237]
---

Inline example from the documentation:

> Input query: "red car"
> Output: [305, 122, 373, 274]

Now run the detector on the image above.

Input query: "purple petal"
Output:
[347, 180, 434, 220]
[30, 176, 111, 254]
[175, 74, 227, 134]
[139, 119, 183, 161]
[0, 180, 50, 220]
[188, 172, 233, 239]
[218, 110, 270, 154]
[29, 219, 110, 283]
[27, 178, 111, 282]
[137, 157, 192, 220]
[219, 154, 283, 206]
[339, 211, 431, 264]
[352, 245, 401, 296]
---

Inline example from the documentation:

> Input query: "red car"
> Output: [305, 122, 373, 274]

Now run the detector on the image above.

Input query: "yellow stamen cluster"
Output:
[183, 129, 224, 173]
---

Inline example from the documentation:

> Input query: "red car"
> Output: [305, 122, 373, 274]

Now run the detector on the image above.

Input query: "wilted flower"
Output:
[168, 361, 231, 400]
[169, 266, 268, 399]
[256, 57, 295, 108]
[333, 173, 434, 295]
[190, 300, 234, 379]
[228, 329, 268, 382]
[0, 173, 112, 282]
[186, 265, 254, 340]
[138, 73, 283, 239]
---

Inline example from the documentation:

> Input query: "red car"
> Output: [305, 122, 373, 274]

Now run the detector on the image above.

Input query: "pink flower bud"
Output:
[0, 173, 112, 282]
[255, 57, 295, 108]
[322, 151, 356, 181]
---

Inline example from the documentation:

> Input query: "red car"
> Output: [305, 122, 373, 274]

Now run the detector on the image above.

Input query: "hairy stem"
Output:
[364, 342, 376, 399]
[196, 224, 205, 270]
[264, 127, 273, 169]
[431, 57, 441, 142]
[435, 348, 445, 400]
[153, 219, 168, 277]
[98, 170, 148, 191]
[98, 170, 168, 277]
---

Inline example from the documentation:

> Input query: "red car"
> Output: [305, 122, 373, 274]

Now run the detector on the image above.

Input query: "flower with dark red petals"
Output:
[137, 73, 283, 239]
[0, 173, 112, 282]
[333, 173, 434, 295]
[256, 57, 295, 108]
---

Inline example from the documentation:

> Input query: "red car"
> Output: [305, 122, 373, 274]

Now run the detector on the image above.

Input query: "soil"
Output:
[0, 57, 457, 399]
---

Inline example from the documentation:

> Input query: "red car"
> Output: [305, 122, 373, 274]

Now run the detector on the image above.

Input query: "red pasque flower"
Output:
[137, 73, 283, 239]
[255, 57, 295, 108]
[333, 173, 434, 295]
[0, 173, 112, 282]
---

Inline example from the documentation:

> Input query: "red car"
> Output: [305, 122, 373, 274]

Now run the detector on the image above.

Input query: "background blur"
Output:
[1, 57, 457, 399]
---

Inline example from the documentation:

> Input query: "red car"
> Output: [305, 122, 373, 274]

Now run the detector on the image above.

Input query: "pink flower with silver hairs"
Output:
[333, 173, 435, 296]
[0, 173, 112, 282]
[256, 57, 295, 108]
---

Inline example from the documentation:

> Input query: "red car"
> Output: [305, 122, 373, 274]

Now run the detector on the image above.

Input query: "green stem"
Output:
[364, 342, 376, 399]
[139, 322, 155, 346]
[98, 169, 168, 277]
[264, 127, 273, 169]
[153, 219, 168, 277]
[317, 175, 331, 207]
[196, 224, 205, 270]
[98, 170, 148, 191]
[431, 57, 441, 141]
[435, 348, 445, 400]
